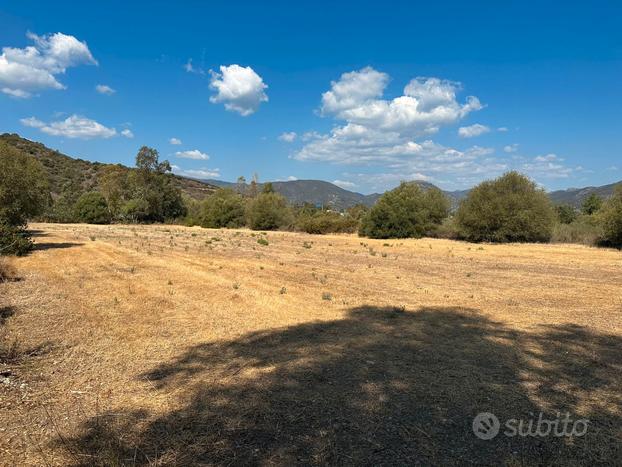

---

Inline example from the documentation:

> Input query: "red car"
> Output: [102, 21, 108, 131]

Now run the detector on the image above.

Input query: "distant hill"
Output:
[206, 178, 470, 210]
[0, 133, 219, 200]
[548, 182, 621, 208]
[2, 133, 619, 210]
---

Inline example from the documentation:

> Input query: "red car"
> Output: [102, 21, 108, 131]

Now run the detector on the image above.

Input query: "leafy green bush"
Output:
[296, 210, 359, 234]
[555, 204, 577, 224]
[0, 141, 49, 227]
[598, 184, 622, 247]
[581, 193, 603, 215]
[246, 192, 292, 230]
[0, 224, 34, 256]
[74, 192, 111, 224]
[551, 215, 601, 245]
[359, 182, 449, 239]
[455, 172, 555, 243]
[200, 189, 246, 228]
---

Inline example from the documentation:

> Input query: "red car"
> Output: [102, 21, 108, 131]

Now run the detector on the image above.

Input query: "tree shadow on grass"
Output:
[33, 242, 83, 251]
[63, 306, 622, 466]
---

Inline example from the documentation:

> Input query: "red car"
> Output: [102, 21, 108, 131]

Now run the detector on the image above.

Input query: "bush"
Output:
[200, 189, 246, 228]
[455, 172, 555, 243]
[296, 210, 359, 234]
[581, 193, 603, 215]
[0, 141, 49, 227]
[551, 215, 601, 245]
[598, 184, 622, 247]
[555, 204, 577, 224]
[246, 192, 292, 230]
[0, 224, 33, 256]
[359, 182, 449, 239]
[74, 192, 111, 224]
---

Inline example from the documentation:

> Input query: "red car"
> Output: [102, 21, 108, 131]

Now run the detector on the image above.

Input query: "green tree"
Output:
[581, 193, 603, 215]
[200, 189, 246, 228]
[125, 147, 185, 222]
[98, 165, 129, 218]
[0, 142, 49, 227]
[598, 184, 622, 247]
[455, 171, 555, 243]
[74, 192, 111, 224]
[262, 182, 275, 194]
[359, 182, 449, 239]
[555, 204, 577, 225]
[246, 192, 292, 230]
[0, 142, 49, 255]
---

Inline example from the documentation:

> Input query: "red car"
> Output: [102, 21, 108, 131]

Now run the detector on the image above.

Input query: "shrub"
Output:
[555, 204, 578, 224]
[296, 211, 359, 234]
[551, 215, 601, 245]
[74, 192, 111, 224]
[0, 141, 49, 227]
[598, 184, 622, 247]
[581, 193, 603, 215]
[0, 224, 33, 256]
[455, 172, 555, 243]
[200, 189, 246, 228]
[246, 192, 292, 230]
[359, 182, 449, 239]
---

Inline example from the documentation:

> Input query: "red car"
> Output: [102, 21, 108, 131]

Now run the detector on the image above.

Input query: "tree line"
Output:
[1, 140, 621, 255]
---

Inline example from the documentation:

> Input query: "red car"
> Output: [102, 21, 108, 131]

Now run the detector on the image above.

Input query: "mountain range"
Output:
[1, 133, 619, 210]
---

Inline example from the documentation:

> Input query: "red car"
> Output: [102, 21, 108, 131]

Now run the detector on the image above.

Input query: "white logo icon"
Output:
[473, 412, 500, 440]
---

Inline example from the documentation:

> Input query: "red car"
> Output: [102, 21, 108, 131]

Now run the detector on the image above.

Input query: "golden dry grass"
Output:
[1, 222, 621, 465]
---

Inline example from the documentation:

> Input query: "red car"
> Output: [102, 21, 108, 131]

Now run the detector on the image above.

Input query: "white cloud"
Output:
[20, 114, 116, 139]
[321, 66, 389, 115]
[175, 149, 209, 160]
[458, 123, 490, 138]
[497, 127, 508, 132]
[332, 179, 356, 189]
[209, 64, 268, 116]
[184, 58, 204, 75]
[172, 165, 220, 179]
[96, 84, 115, 95]
[169, 137, 182, 145]
[608, 166, 619, 171]
[0, 32, 97, 98]
[522, 154, 577, 179]
[503, 144, 519, 153]
[287, 175, 298, 181]
[278, 131, 297, 142]
[121, 129, 134, 138]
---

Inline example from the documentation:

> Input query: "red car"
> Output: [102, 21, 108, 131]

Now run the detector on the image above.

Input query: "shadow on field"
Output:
[33, 241, 83, 251]
[62, 306, 622, 465]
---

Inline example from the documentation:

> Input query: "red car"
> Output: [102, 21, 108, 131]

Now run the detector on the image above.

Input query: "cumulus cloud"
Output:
[279, 131, 297, 142]
[175, 149, 209, 160]
[171, 165, 220, 179]
[287, 175, 298, 181]
[0, 32, 97, 98]
[458, 123, 490, 138]
[332, 179, 356, 189]
[121, 129, 134, 138]
[169, 137, 182, 145]
[522, 154, 578, 179]
[20, 114, 116, 139]
[503, 144, 519, 153]
[209, 64, 268, 116]
[96, 84, 115, 95]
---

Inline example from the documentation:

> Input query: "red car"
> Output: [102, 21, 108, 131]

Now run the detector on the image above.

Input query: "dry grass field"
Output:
[1, 222, 621, 465]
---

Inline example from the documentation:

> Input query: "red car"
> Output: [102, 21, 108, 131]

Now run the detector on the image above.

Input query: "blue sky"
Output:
[1, 1, 621, 193]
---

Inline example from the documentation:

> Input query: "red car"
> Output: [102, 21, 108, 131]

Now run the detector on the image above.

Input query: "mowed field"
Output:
[1, 223, 621, 465]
